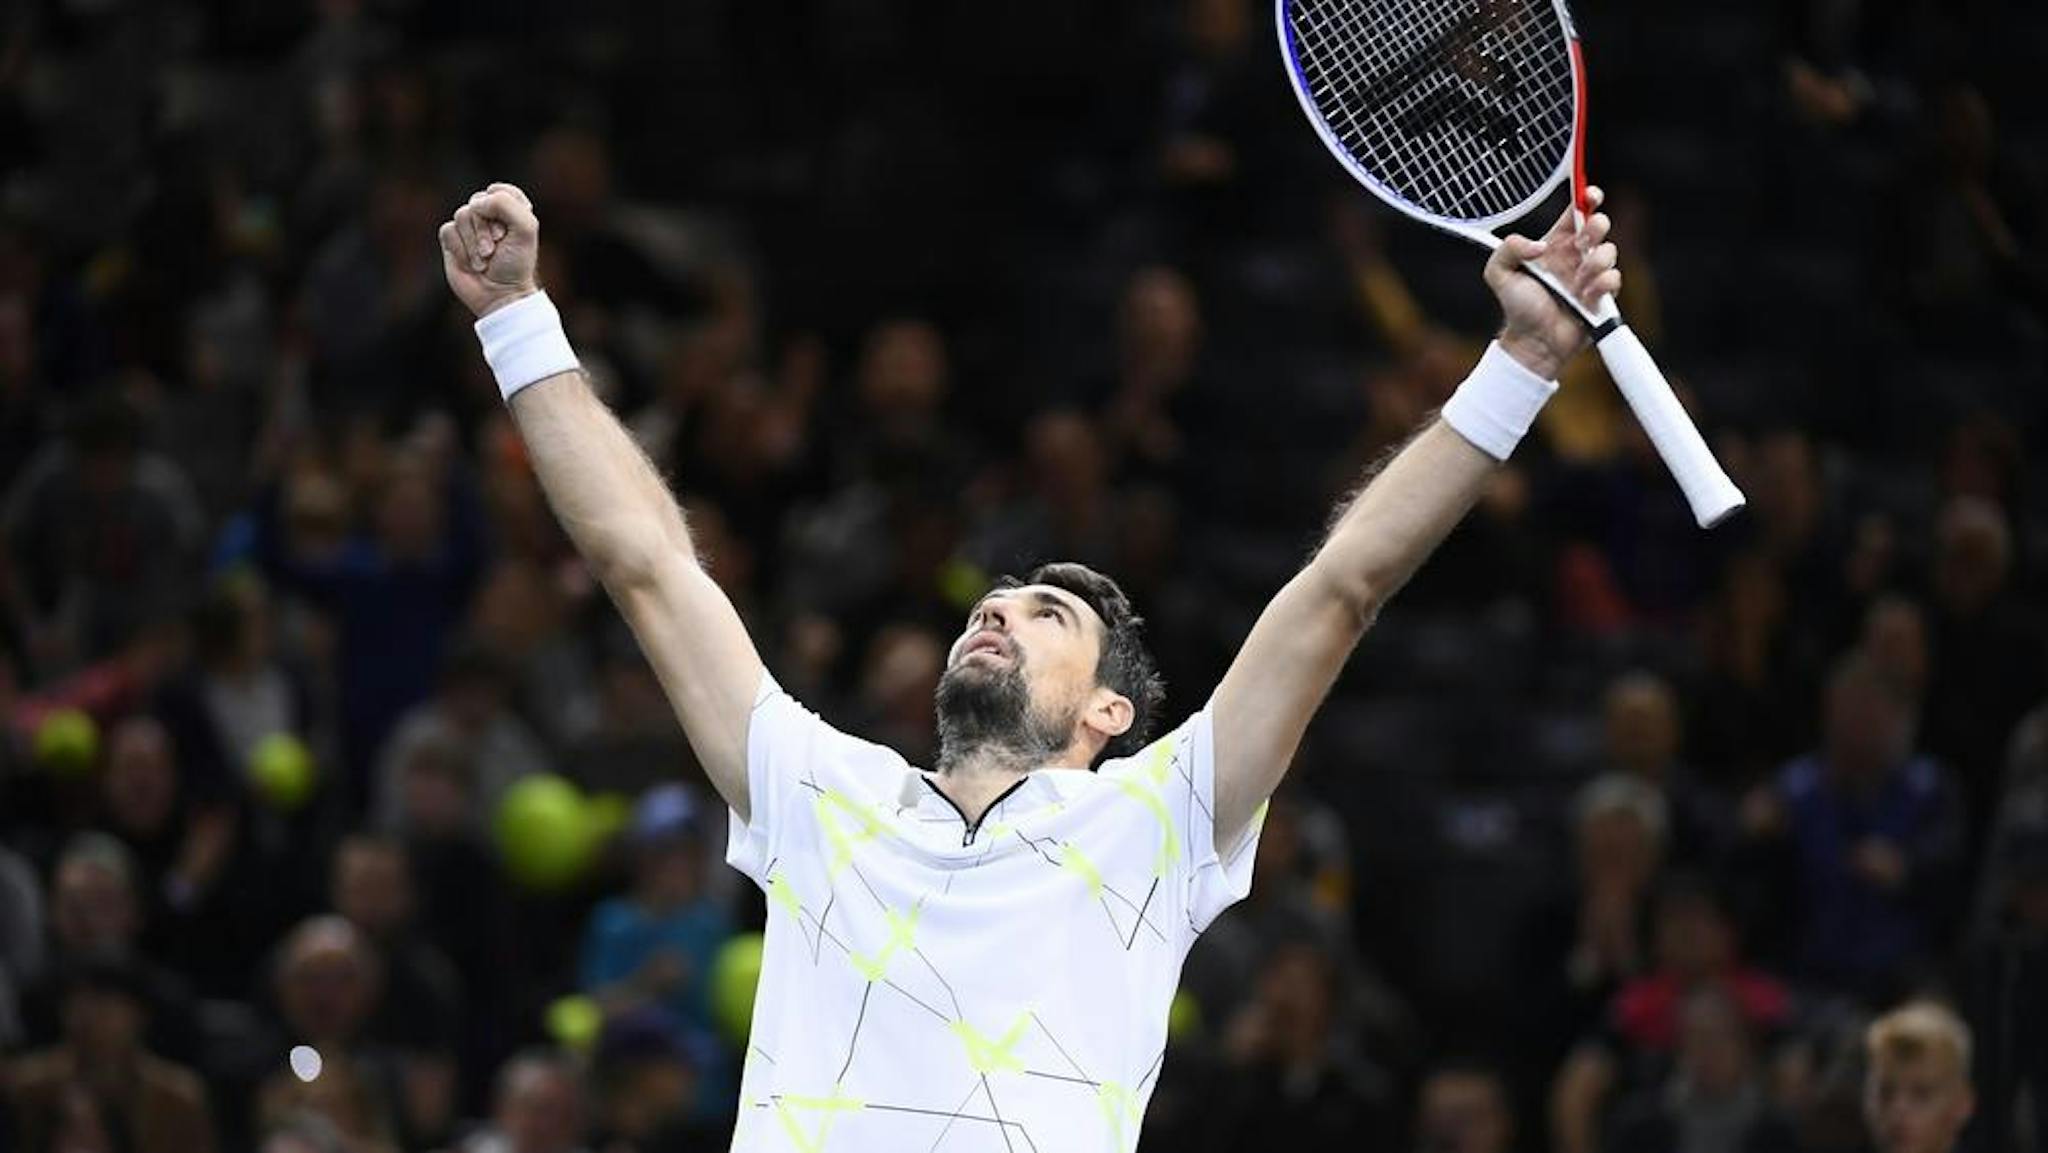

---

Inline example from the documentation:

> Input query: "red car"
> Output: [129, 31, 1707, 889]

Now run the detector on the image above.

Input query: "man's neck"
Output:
[931, 739, 1086, 825]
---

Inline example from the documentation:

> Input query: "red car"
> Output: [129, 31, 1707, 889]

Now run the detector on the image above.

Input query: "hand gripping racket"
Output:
[1279, 0, 1745, 528]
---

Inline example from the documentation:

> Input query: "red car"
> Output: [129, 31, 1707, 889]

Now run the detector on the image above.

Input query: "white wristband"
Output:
[1440, 341, 1559, 461]
[475, 291, 580, 401]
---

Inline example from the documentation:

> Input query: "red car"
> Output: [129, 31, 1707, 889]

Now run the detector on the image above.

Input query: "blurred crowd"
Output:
[0, 0, 2044, 1152]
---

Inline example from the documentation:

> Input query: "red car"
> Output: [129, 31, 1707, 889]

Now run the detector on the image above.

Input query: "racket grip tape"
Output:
[1593, 325, 1746, 528]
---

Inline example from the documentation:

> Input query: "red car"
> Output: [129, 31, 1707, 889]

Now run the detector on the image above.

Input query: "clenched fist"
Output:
[439, 183, 542, 319]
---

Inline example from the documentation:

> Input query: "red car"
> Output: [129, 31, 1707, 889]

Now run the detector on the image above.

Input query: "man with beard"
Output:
[436, 180, 1622, 1152]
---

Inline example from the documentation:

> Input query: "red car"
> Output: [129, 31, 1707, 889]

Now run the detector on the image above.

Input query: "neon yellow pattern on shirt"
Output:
[772, 1091, 866, 1153]
[768, 873, 804, 922]
[849, 904, 921, 982]
[815, 788, 888, 878]
[1060, 842, 1105, 897]
[1097, 1081, 1141, 1152]
[950, 1013, 1031, 1075]
[1111, 777, 1177, 878]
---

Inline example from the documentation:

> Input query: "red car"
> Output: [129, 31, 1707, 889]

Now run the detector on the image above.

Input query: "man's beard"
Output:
[933, 657, 1073, 773]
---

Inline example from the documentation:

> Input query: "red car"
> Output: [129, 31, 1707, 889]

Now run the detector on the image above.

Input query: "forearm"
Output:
[1307, 417, 1497, 619]
[1209, 342, 1553, 841]
[509, 371, 695, 586]
[1309, 340, 1553, 615]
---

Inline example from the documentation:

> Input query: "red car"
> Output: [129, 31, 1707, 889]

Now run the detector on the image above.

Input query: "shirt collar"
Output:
[898, 764, 1092, 813]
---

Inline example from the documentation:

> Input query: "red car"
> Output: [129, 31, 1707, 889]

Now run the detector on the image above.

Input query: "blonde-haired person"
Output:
[1864, 1002, 1975, 1153]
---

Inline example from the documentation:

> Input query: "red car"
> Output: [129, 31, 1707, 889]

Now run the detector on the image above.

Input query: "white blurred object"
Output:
[289, 1045, 323, 1082]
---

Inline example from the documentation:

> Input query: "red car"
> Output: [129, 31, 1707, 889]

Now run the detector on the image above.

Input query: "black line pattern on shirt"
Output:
[746, 721, 1238, 1152]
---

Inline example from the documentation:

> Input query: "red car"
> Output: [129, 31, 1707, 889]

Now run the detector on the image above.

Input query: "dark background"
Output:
[0, 0, 2044, 1151]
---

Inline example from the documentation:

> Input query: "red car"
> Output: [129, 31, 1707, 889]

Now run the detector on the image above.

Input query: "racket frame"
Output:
[1276, 0, 1746, 527]
[1277, 0, 1615, 329]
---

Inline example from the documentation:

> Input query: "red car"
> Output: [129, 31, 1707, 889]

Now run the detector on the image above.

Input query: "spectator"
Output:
[1210, 939, 1396, 1152]
[1415, 1063, 1519, 1153]
[1863, 1003, 1976, 1153]
[20, 835, 198, 1066]
[1922, 498, 2046, 844]
[840, 624, 944, 768]
[464, 561, 591, 752]
[254, 442, 486, 787]
[1183, 789, 1366, 1034]
[1620, 878, 1791, 1045]
[579, 787, 732, 1049]
[256, 917, 407, 1153]
[299, 167, 457, 422]
[587, 1013, 721, 1153]
[4, 958, 215, 1153]
[155, 574, 320, 797]
[95, 715, 241, 993]
[1528, 773, 1669, 1100]
[1601, 671, 1733, 868]
[380, 730, 515, 1090]
[1094, 266, 1205, 482]
[962, 408, 1120, 575]
[1550, 877, 1792, 1153]
[1605, 987, 1799, 1153]
[328, 835, 461, 1142]
[1741, 654, 1966, 999]
[559, 632, 693, 801]
[1, 392, 204, 676]
[826, 318, 966, 494]
[453, 1049, 588, 1153]
[373, 643, 551, 838]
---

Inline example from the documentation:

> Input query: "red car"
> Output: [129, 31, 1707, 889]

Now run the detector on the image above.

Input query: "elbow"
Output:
[1307, 561, 1386, 631]
[584, 520, 687, 590]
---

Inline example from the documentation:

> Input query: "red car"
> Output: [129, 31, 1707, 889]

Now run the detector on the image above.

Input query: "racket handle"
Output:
[1593, 325, 1746, 528]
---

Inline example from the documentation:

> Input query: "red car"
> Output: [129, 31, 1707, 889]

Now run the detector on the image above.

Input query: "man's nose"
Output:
[983, 603, 1012, 632]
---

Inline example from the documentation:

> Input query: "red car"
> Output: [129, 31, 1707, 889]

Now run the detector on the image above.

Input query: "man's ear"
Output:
[1084, 687, 1135, 745]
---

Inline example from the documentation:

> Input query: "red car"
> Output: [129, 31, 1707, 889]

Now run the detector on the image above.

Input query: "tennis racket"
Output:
[1278, 0, 1745, 528]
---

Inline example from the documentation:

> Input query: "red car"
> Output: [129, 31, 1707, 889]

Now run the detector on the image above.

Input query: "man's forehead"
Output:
[971, 584, 1104, 629]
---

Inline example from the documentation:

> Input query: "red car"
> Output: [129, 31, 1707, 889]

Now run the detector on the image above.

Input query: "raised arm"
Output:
[439, 184, 764, 820]
[1209, 193, 1623, 849]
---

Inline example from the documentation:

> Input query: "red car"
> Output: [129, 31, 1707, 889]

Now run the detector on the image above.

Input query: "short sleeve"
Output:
[1103, 706, 1265, 938]
[724, 671, 865, 887]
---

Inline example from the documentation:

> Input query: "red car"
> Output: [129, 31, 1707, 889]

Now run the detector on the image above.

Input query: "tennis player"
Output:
[440, 181, 1620, 1152]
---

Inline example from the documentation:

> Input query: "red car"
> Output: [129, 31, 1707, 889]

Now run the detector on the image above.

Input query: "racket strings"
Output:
[1287, 0, 1575, 223]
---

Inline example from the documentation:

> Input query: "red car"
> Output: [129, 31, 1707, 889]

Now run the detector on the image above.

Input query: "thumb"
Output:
[1485, 234, 1549, 287]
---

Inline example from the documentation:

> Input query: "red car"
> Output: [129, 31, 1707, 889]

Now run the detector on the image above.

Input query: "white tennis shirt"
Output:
[724, 673, 1263, 1153]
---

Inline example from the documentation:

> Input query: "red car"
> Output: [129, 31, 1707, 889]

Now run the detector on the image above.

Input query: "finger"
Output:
[1552, 185, 1608, 246]
[437, 221, 463, 265]
[451, 207, 484, 273]
[467, 192, 499, 260]
[1484, 234, 1550, 284]
[1577, 242, 1618, 291]
[486, 182, 533, 211]
[1577, 212, 1611, 253]
[1577, 241, 1618, 287]
[475, 188, 540, 245]
[1585, 268, 1622, 301]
